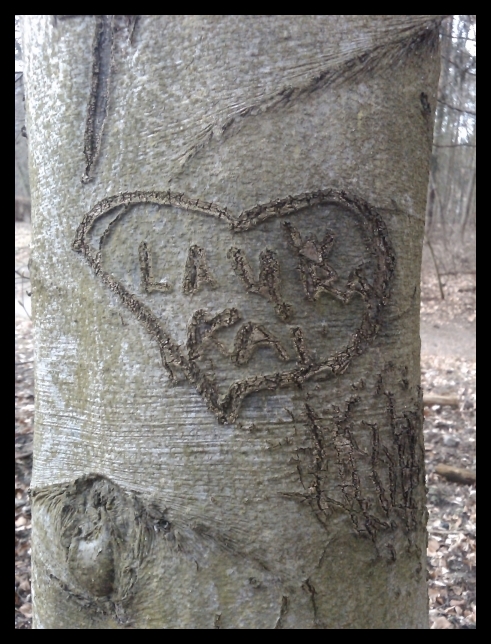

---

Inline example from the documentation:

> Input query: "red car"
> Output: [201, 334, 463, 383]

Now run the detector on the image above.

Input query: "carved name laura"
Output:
[73, 190, 395, 423]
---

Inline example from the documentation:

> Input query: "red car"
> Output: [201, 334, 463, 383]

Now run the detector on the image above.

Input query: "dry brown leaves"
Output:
[15, 222, 33, 629]
[15, 318, 33, 629]
[423, 355, 476, 629]
[421, 247, 476, 629]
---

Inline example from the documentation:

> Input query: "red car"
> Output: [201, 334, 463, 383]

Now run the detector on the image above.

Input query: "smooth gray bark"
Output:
[25, 15, 442, 629]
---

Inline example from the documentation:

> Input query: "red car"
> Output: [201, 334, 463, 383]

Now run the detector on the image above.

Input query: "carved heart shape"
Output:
[73, 190, 395, 423]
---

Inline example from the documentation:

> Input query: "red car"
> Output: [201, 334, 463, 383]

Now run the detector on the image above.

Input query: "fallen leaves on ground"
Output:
[423, 355, 476, 629]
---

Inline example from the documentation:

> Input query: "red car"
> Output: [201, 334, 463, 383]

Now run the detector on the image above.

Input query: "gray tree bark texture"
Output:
[25, 15, 443, 629]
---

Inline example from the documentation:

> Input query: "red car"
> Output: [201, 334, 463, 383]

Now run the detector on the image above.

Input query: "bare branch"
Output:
[424, 236, 445, 300]
[437, 99, 476, 116]
[434, 143, 476, 148]
[441, 34, 476, 41]
[441, 55, 476, 75]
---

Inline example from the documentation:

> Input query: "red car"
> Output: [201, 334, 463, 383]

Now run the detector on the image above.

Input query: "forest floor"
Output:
[15, 222, 476, 629]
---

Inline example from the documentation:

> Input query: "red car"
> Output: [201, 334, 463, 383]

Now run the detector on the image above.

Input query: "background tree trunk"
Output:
[25, 15, 442, 629]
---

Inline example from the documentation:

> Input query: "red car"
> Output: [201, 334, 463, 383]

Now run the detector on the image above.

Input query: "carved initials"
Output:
[231, 322, 289, 366]
[282, 222, 342, 301]
[227, 247, 293, 321]
[290, 326, 313, 365]
[183, 245, 217, 295]
[187, 309, 293, 368]
[75, 188, 395, 423]
[283, 222, 375, 305]
[187, 308, 241, 360]
[139, 242, 170, 293]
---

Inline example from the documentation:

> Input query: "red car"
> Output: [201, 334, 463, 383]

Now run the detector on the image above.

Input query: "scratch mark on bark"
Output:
[274, 595, 289, 628]
[82, 15, 115, 183]
[124, 15, 139, 44]
[172, 18, 442, 177]
[302, 578, 320, 626]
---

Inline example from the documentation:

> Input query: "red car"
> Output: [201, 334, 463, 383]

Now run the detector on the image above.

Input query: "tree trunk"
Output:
[25, 15, 442, 629]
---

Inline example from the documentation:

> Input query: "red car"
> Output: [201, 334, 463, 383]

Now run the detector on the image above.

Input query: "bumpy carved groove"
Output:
[227, 247, 293, 321]
[289, 374, 424, 553]
[231, 322, 289, 366]
[183, 245, 217, 294]
[139, 241, 171, 293]
[187, 308, 241, 360]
